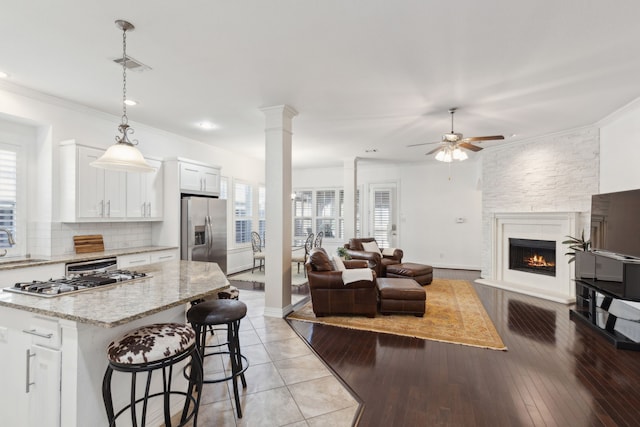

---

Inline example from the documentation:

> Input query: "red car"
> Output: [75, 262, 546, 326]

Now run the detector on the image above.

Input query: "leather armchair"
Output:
[343, 237, 403, 278]
[305, 248, 377, 318]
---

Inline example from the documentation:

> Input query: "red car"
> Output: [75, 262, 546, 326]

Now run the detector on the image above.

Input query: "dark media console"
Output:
[570, 251, 640, 350]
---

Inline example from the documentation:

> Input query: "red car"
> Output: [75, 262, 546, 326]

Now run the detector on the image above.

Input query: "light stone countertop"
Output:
[0, 260, 229, 328]
[0, 246, 178, 270]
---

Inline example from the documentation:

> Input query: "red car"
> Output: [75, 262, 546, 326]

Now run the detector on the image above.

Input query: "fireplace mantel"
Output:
[477, 212, 579, 304]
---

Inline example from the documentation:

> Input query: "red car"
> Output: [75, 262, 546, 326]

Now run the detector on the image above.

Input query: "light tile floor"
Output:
[191, 290, 360, 427]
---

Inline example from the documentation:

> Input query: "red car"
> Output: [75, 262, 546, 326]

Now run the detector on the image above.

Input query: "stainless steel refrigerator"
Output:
[181, 196, 227, 274]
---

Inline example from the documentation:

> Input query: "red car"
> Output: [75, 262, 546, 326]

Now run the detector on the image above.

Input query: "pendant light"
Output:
[91, 20, 154, 173]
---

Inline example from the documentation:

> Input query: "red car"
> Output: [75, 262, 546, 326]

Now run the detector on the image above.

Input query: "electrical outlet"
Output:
[0, 327, 7, 343]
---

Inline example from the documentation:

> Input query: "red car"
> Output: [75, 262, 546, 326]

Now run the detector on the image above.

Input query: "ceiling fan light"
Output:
[458, 150, 468, 161]
[435, 150, 446, 161]
[443, 150, 453, 163]
[452, 147, 463, 160]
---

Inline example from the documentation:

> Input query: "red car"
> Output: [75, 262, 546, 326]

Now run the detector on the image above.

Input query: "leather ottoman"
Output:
[376, 278, 426, 317]
[386, 262, 433, 285]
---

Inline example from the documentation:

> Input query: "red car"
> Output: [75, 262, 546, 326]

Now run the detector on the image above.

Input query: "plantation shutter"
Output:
[315, 190, 336, 238]
[0, 148, 17, 247]
[293, 190, 313, 240]
[372, 189, 391, 247]
[234, 182, 252, 244]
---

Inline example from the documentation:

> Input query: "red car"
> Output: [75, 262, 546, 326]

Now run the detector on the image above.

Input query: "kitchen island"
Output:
[0, 260, 229, 427]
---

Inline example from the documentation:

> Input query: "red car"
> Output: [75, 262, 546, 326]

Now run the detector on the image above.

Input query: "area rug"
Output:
[287, 279, 507, 351]
[230, 270, 309, 286]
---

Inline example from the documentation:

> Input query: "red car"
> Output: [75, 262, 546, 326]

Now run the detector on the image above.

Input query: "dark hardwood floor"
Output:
[286, 269, 640, 427]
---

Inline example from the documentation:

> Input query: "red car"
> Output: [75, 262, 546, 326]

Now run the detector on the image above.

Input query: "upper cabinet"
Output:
[59, 141, 163, 222]
[126, 159, 163, 220]
[179, 160, 220, 196]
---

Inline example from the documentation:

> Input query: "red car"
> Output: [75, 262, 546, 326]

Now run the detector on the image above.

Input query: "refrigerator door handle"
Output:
[203, 216, 210, 248]
[207, 215, 214, 249]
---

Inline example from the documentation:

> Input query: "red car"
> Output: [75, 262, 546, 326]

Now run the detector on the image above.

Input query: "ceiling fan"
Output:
[408, 108, 504, 161]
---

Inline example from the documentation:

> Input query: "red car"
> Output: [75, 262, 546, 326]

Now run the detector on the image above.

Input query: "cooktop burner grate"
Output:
[5, 270, 148, 298]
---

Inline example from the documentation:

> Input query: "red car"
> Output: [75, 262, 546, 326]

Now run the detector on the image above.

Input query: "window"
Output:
[0, 147, 17, 248]
[258, 186, 266, 243]
[293, 190, 312, 241]
[293, 188, 358, 240]
[234, 181, 252, 244]
[372, 189, 392, 247]
[315, 190, 336, 238]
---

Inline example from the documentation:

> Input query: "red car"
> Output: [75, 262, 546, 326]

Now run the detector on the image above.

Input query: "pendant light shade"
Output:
[91, 20, 154, 173]
[90, 131, 155, 172]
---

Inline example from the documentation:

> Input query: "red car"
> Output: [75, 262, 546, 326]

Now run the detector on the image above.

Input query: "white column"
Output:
[261, 105, 298, 318]
[342, 157, 357, 240]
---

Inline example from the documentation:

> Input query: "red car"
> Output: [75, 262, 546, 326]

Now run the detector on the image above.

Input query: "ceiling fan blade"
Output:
[458, 142, 483, 152]
[461, 135, 505, 143]
[407, 141, 441, 148]
[426, 146, 444, 155]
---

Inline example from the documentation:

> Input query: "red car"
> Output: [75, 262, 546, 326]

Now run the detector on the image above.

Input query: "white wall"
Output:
[398, 160, 482, 269]
[600, 99, 640, 193]
[0, 83, 264, 268]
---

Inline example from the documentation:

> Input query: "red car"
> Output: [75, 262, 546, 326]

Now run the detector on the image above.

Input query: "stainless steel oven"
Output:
[65, 257, 118, 277]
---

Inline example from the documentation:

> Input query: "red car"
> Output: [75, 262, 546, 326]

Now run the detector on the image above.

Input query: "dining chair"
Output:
[292, 233, 314, 275]
[314, 231, 324, 248]
[251, 231, 265, 273]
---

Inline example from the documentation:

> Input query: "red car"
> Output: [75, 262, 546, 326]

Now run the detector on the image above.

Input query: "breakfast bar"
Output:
[0, 259, 229, 427]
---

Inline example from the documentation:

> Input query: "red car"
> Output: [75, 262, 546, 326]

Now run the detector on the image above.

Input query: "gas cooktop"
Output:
[3, 270, 148, 298]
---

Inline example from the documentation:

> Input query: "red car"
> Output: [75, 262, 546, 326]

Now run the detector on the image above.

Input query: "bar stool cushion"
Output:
[107, 323, 196, 365]
[187, 299, 247, 325]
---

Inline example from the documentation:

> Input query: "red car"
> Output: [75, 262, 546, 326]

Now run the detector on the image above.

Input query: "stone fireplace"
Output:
[477, 212, 578, 303]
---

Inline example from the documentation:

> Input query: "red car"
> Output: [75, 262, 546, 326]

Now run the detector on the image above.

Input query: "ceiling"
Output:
[2, 1, 640, 168]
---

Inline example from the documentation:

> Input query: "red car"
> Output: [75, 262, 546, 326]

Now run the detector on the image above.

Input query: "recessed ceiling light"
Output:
[124, 99, 137, 106]
[198, 121, 218, 130]
[510, 133, 517, 138]
[0, 71, 8, 79]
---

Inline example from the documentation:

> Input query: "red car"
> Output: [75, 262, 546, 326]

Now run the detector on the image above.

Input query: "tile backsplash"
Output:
[30, 222, 153, 256]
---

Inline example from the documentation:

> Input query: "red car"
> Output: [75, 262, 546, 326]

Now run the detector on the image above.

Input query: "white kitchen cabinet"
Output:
[27, 344, 61, 426]
[59, 142, 127, 222]
[126, 158, 163, 220]
[0, 310, 61, 427]
[179, 161, 220, 196]
[118, 249, 177, 268]
[150, 249, 177, 264]
[117, 253, 150, 269]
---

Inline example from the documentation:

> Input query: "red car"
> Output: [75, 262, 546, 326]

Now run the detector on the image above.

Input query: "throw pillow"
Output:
[361, 241, 381, 255]
[332, 255, 347, 271]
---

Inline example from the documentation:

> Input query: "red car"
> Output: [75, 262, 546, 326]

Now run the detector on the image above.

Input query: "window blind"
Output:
[234, 182, 252, 243]
[0, 149, 17, 247]
[373, 190, 391, 247]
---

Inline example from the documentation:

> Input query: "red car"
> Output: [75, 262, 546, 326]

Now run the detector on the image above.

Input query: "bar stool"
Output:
[102, 323, 203, 427]
[187, 299, 249, 418]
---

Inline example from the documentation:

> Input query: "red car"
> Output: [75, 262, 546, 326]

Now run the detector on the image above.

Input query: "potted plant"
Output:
[562, 230, 590, 264]
[336, 246, 350, 260]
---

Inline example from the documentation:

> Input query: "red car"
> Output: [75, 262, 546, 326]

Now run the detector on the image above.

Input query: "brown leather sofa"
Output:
[343, 237, 403, 278]
[305, 247, 378, 318]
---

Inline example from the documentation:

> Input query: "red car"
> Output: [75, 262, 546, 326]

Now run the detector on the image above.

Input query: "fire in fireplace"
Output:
[509, 238, 556, 277]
